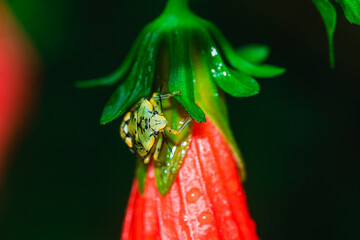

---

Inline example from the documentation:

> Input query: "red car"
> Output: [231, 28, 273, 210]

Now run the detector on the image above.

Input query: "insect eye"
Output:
[154, 131, 159, 135]
[153, 111, 158, 115]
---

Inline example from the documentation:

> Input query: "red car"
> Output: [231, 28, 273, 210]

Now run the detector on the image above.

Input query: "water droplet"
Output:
[211, 47, 218, 56]
[198, 211, 212, 224]
[186, 188, 201, 203]
[171, 167, 177, 172]
[183, 215, 188, 222]
[226, 179, 239, 193]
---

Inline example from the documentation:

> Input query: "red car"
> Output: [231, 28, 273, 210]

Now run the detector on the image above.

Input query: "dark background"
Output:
[1, 0, 359, 239]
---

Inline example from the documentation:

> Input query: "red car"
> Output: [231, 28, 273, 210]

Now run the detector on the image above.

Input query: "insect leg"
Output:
[151, 91, 181, 100]
[165, 117, 192, 135]
[153, 133, 163, 161]
[150, 97, 162, 114]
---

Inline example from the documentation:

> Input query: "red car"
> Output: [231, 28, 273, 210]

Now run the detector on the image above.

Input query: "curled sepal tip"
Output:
[236, 44, 270, 64]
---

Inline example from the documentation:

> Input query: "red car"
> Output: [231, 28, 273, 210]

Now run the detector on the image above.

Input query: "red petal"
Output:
[121, 118, 259, 240]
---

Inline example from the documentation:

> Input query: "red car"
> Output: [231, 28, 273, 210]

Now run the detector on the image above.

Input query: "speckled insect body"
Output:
[120, 91, 191, 164]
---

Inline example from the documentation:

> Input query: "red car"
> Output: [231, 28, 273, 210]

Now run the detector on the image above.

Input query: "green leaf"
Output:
[200, 20, 285, 78]
[75, 25, 149, 88]
[197, 29, 260, 97]
[312, 0, 337, 67]
[167, 29, 206, 122]
[135, 157, 148, 194]
[154, 100, 192, 195]
[100, 29, 162, 125]
[236, 44, 270, 64]
[335, 0, 360, 25]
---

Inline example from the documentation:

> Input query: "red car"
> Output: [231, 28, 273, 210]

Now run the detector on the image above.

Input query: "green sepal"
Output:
[135, 157, 148, 194]
[216, 70, 260, 97]
[192, 45, 246, 180]
[312, 0, 337, 68]
[201, 20, 285, 78]
[100, 29, 162, 125]
[167, 29, 206, 122]
[236, 44, 270, 64]
[154, 101, 192, 196]
[335, 0, 360, 25]
[75, 26, 149, 88]
[197, 29, 259, 97]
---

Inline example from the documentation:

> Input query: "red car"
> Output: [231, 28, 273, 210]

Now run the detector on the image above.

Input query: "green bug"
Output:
[120, 91, 192, 164]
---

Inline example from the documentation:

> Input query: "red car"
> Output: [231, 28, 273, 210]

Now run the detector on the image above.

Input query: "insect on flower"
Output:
[120, 91, 192, 164]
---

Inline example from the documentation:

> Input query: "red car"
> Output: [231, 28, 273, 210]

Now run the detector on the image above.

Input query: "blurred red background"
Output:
[0, 1, 39, 188]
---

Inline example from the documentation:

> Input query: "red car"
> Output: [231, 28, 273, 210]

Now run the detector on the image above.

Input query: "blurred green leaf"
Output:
[236, 44, 270, 64]
[312, 0, 337, 67]
[335, 0, 360, 25]
[167, 30, 206, 122]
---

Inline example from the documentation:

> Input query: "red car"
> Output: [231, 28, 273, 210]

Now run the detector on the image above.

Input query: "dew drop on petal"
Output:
[186, 188, 201, 203]
[225, 179, 239, 193]
[198, 211, 212, 224]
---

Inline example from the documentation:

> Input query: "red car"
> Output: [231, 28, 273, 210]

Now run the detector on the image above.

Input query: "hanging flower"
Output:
[77, 0, 284, 238]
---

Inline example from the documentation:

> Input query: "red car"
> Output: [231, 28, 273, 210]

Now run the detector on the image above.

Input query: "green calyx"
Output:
[76, 0, 285, 195]
[76, 0, 284, 125]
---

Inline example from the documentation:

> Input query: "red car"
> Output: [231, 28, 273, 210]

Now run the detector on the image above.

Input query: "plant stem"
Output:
[163, 0, 190, 15]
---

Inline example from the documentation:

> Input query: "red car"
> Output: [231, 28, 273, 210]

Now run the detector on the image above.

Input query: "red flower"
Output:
[121, 118, 258, 240]
[0, 2, 39, 187]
